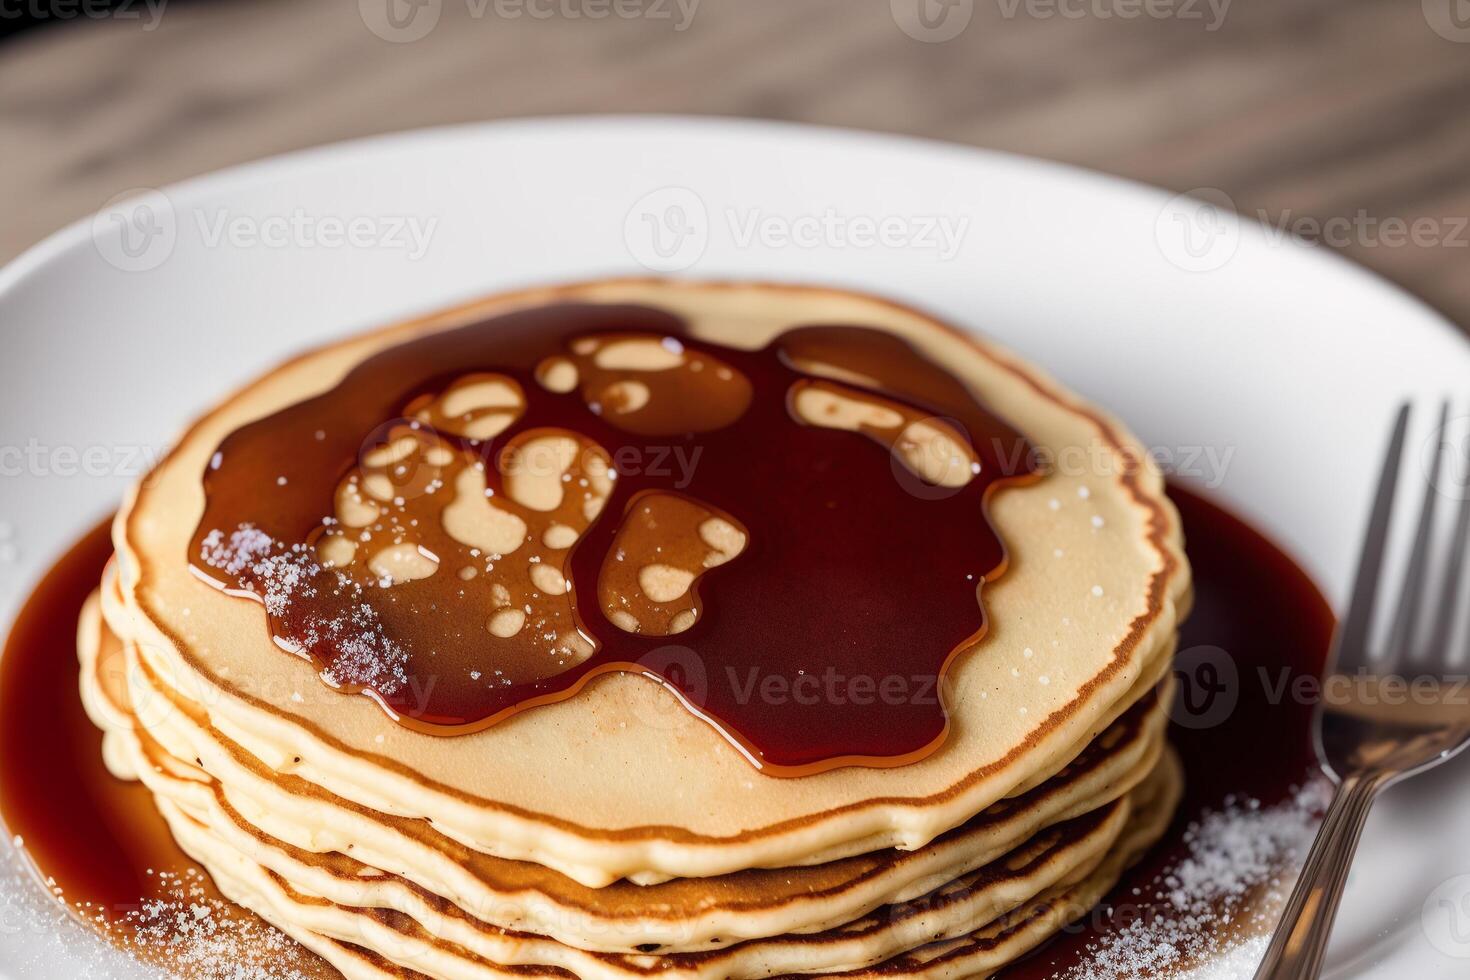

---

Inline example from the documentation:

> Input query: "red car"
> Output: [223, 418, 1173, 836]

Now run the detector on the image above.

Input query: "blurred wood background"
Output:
[2, 0, 1467, 326]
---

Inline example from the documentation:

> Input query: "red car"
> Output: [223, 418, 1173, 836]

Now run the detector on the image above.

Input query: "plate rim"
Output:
[2, 113, 1466, 360]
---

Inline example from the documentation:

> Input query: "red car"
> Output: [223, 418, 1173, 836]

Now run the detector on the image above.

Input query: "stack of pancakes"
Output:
[80, 280, 1190, 979]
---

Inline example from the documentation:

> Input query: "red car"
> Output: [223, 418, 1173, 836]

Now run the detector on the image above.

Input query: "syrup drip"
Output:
[188, 304, 1041, 774]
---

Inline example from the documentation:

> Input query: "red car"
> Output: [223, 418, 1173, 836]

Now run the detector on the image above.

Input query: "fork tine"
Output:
[1387, 402, 1450, 665]
[1334, 404, 1411, 673]
[1426, 404, 1470, 665]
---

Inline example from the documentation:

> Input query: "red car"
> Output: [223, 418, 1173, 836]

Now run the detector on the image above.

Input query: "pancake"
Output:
[82, 583, 1171, 955]
[104, 278, 1189, 887]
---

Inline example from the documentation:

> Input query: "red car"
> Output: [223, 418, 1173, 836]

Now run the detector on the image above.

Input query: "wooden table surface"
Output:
[2, 0, 1467, 326]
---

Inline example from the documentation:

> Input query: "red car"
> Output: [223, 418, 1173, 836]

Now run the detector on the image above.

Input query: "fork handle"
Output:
[1253, 771, 1395, 980]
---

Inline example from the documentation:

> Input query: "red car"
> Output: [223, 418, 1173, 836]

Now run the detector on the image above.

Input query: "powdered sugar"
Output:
[199, 524, 409, 696]
[199, 527, 319, 617]
[1060, 778, 1332, 979]
[118, 870, 314, 979]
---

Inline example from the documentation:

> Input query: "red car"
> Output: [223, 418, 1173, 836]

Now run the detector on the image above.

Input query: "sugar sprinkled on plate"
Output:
[119, 870, 315, 979]
[0, 844, 318, 979]
[1057, 778, 1330, 979]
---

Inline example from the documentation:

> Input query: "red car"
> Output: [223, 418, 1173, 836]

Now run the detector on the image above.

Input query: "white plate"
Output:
[1, 116, 1468, 979]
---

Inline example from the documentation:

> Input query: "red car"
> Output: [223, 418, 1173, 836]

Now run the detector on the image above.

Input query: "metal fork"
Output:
[1255, 402, 1470, 980]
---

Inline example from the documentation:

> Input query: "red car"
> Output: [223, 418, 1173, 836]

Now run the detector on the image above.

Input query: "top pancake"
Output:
[108, 279, 1189, 885]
